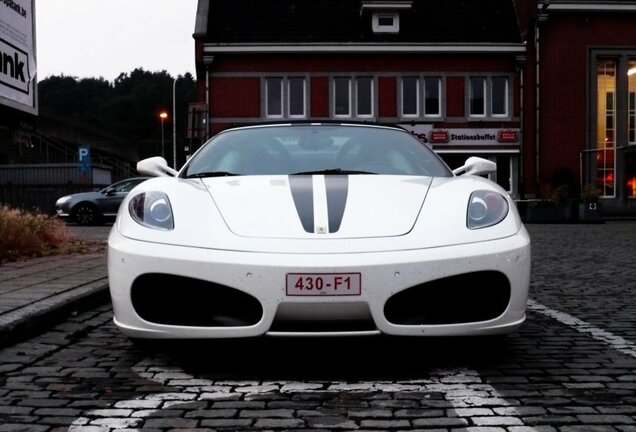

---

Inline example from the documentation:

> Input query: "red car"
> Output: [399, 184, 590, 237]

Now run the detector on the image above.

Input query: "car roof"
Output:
[219, 120, 409, 134]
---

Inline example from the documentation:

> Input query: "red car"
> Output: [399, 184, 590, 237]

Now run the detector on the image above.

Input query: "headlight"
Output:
[56, 196, 71, 205]
[467, 190, 509, 229]
[129, 191, 174, 230]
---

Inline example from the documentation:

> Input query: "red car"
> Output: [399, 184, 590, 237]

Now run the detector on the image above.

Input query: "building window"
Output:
[401, 76, 442, 118]
[596, 60, 616, 198]
[372, 12, 399, 33]
[629, 60, 636, 144]
[468, 76, 510, 118]
[401, 77, 419, 117]
[265, 77, 306, 119]
[469, 77, 487, 117]
[491, 77, 508, 117]
[266, 78, 283, 117]
[423, 77, 441, 117]
[332, 76, 375, 118]
[356, 77, 374, 117]
[627, 152, 636, 198]
[288, 77, 306, 118]
[334, 77, 351, 117]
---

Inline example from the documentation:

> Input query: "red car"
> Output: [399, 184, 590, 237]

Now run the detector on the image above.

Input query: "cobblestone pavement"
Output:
[0, 222, 634, 431]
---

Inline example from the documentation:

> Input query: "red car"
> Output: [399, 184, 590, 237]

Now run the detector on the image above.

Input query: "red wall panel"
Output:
[378, 77, 397, 118]
[310, 77, 329, 118]
[210, 77, 260, 118]
[446, 76, 465, 117]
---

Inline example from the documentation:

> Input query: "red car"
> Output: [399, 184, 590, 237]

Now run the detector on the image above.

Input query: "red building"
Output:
[516, 0, 636, 215]
[192, 0, 636, 216]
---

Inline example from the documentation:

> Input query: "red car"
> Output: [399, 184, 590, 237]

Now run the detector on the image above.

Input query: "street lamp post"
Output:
[159, 111, 168, 160]
[172, 78, 177, 169]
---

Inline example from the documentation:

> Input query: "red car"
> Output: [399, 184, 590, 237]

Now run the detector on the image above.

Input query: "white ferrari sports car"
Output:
[108, 122, 531, 339]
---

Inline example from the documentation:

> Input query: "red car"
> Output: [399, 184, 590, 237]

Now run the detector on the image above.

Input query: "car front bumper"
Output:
[108, 226, 531, 339]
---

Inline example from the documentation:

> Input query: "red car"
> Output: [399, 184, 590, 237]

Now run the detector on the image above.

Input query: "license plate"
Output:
[286, 273, 361, 296]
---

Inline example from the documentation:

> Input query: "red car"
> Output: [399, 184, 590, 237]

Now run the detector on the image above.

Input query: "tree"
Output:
[38, 69, 197, 161]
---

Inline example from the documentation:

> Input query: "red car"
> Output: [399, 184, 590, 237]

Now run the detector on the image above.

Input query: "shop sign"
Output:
[398, 126, 519, 146]
[0, 0, 36, 115]
[429, 129, 450, 143]
[497, 129, 519, 143]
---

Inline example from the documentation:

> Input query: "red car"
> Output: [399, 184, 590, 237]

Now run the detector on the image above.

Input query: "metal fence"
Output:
[0, 164, 113, 214]
[0, 183, 108, 214]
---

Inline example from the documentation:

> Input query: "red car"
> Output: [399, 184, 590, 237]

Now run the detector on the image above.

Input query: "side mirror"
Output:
[452, 156, 496, 176]
[104, 187, 116, 196]
[137, 157, 179, 177]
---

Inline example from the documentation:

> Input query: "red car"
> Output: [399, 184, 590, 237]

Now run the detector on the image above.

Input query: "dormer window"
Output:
[361, 1, 411, 34]
[373, 12, 399, 33]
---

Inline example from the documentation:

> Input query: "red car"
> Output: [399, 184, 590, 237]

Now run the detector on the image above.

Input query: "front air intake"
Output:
[384, 271, 510, 325]
[131, 273, 263, 327]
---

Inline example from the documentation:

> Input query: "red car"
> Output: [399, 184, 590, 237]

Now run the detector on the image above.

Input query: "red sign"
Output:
[497, 130, 518, 143]
[429, 129, 450, 143]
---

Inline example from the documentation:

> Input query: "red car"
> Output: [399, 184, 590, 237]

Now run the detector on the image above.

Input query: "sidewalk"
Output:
[0, 250, 109, 347]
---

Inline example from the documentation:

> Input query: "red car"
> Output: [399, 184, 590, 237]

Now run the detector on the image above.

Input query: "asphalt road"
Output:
[0, 221, 634, 431]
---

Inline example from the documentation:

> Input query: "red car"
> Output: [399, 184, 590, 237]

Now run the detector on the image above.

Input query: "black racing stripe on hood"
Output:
[325, 175, 348, 233]
[289, 175, 314, 233]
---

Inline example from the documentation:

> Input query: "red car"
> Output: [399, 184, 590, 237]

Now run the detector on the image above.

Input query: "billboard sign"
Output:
[0, 0, 36, 115]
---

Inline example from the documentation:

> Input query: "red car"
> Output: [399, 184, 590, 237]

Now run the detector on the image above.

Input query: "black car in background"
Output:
[55, 177, 149, 225]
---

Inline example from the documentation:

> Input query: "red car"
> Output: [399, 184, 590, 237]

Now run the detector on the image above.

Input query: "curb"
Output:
[0, 279, 110, 348]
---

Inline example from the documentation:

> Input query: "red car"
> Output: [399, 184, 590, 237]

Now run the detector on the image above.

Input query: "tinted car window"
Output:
[183, 125, 452, 177]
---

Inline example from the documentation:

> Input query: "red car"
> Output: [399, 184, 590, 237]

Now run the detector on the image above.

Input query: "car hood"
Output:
[63, 191, 103, 202]
[202, 175, 432, 239]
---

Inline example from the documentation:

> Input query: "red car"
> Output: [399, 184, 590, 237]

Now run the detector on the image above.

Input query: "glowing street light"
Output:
[159, 111, 168, 159]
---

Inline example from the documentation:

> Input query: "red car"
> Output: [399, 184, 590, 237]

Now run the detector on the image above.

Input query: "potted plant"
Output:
[525, 185, 574, 223]
[578, 183, 603, 223]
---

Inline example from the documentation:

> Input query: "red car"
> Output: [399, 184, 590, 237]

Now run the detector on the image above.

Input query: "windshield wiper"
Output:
[290, 168, 377, 175]
[186, 171, 240, 178]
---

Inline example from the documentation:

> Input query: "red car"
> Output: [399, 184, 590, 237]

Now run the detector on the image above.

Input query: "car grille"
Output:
[383, 271, 511, 325]
[131, 273, 263, 327]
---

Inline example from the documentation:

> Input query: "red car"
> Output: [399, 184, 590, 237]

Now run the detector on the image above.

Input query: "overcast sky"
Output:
[35, 0, 199, 82]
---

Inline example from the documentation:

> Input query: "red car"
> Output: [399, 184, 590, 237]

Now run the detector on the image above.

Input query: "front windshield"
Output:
[182, 124, 452, 177]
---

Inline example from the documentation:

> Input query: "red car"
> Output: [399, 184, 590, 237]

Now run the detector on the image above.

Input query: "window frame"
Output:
[400, 76, 443, 119]
[265, 77, 284, 118]
[468, 76, 511, 119]
[264, 76, 308, 119]
[372, 12, 400, 34]
[331, 76, 376, 119]
[287, 77, 307, 118]
[333, 76, 352, 118]
[491, 76, 509, 118]
[355, 76, 374, 118]
[422, 76, 442, 118]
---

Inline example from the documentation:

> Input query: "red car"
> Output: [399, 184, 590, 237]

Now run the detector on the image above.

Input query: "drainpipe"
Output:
[535, 1, 550, 188]
[204, 56, 215, 141]
[535, 22, 541, 186]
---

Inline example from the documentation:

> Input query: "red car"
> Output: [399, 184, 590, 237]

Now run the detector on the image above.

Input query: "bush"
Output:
[0, 205, 98, 264]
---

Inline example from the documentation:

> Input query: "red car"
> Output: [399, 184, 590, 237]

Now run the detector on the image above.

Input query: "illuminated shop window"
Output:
[596, 59, 616, 198]
[629, 60, 636, 144]
[627, 153, 636, 198]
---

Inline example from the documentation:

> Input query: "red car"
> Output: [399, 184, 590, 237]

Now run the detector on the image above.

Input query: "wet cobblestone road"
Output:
[1, 222, 635, 431]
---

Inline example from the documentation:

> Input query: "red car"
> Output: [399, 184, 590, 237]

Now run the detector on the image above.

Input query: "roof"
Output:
[198, 0, 522, 45]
